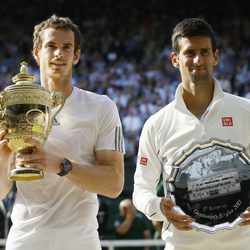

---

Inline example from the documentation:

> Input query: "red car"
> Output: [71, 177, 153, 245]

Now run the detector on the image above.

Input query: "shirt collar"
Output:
[175, 78, 224, 111]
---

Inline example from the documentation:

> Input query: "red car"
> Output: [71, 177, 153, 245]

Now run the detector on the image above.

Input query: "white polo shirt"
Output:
[133, 79, 250, 249]
[7, 87, 124, 250]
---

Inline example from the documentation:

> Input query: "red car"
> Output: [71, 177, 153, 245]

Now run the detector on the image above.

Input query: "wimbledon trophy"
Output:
[166, 139, 250, 233]
[0, 62, 65, 181]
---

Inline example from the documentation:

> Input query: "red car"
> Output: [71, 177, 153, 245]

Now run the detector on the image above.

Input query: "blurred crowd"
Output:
[1, 0, 250, 243]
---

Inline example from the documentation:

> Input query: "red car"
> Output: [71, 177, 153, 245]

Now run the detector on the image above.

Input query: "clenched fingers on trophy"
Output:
[0, 62, 65, 181]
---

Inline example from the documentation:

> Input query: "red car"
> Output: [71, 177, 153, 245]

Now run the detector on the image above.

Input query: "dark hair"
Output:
[33, 14, 82, 52]
[171, 18, 217, 54]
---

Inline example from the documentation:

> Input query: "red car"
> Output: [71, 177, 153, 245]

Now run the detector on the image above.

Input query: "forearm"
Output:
[0, 132, 13, 199]
[143, 230, 152, 250]
[133, 184, 165, 221]
[0, 160, 14, 200]
[66, 158, 124, 198]
[0, 179, 12, 201]
[16, 143, 124, 198]
[116, 217, 134, 235]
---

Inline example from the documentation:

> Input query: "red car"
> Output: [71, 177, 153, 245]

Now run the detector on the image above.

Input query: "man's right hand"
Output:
[0, 130, 13, 200]
[0, 130, 12, 161]
[124, 202, 137, 220]
[160, 197, 194, 231]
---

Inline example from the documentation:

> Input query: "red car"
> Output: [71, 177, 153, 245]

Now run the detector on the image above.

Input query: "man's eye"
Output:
[63, 45, 72, 50]
[47, 44, 56, 49]
[185, 51, 195, 57]
[201, 50, 210, 56]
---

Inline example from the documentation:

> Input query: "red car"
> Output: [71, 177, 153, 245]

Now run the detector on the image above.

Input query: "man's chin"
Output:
[191, 75, 209, 84]
[48, 73, 62, 80]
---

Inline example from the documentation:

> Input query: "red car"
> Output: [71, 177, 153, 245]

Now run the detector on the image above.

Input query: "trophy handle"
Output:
[51, 91, 65, 120]
[0, 120, 7, 130]
[0, 93, 3, 110]
[0, 107, 7, 130]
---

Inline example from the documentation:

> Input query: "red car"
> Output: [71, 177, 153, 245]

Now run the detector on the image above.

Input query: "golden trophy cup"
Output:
[0, 62, 65, 181]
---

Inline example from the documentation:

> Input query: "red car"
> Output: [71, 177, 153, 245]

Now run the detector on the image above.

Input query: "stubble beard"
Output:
[190, 72, 210, 85]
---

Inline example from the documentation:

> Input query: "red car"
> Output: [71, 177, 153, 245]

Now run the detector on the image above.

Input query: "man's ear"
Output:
[171, 52, 180, 68]
[33, 47, 40, 65]
[73, 50, 81, 65]
[213, 49, 219, 66]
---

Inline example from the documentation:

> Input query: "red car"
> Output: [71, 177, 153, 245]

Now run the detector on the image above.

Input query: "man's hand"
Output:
[160, 197, 194, 231]
[15, 138, 62, 175]
[0, 130, 13, 199]
[126, 204, 137, 220]
[0, 130, 12, 161]
[239, 207, 250, 226]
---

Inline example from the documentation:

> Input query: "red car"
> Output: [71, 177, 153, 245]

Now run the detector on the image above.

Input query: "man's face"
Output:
[171, 36, 219, 85]
[34, 28, 80, 81]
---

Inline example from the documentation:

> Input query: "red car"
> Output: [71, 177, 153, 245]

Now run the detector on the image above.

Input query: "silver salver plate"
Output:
[166, 139, 250, 233]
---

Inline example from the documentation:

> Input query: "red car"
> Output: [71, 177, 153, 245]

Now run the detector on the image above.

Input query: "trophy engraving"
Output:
[166, 139, 250, 233]
[0, 62, 65, 181]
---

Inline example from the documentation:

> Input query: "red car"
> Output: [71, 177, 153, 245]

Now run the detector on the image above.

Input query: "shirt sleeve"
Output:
[132, 117, 166, 221]
[95, 95, 124, 153]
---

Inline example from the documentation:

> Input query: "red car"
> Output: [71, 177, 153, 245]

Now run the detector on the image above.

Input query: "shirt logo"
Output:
[140, 157, 148, 166]
[222, 117, 233, 127]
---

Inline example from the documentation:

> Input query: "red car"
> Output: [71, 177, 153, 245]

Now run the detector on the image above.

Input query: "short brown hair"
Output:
[172, 18, 217, 54]
[33, 14, 82, 52]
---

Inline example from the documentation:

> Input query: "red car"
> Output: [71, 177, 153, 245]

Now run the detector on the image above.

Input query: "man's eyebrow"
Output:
[183, 47, 212, 52]
[63, 43, 73, 47]
[45, 41, 73, 46]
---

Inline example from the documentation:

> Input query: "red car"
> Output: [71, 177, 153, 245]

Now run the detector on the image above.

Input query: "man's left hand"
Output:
[239, 207, 250, 226]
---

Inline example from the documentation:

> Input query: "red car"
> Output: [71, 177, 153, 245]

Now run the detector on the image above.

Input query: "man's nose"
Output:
[54, 48, 63, 56]
[193, 52, 202, 64]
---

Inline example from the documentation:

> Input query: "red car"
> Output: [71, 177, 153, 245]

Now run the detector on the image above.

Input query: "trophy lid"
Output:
[0, 62, 52, 107]
[12, 61, 36, 85]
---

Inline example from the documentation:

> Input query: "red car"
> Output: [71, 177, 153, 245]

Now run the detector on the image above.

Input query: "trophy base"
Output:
[8, 168, 44, 181]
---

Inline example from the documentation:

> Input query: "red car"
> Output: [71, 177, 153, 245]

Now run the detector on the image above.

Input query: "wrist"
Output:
[57, 158, 73, 177]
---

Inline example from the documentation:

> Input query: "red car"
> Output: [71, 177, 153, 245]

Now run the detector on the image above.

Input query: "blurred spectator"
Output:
[0, 185, 16, 239]
[97, 196, 109, 240]
[243, 81, 250, 99]
[216, 72, 232, 93]
[122, 99, 144, 136]
[114, 198, 152, 250]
